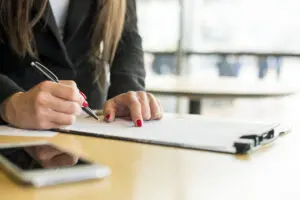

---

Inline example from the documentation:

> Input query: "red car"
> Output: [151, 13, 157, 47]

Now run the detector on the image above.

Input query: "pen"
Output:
[30, 61, 100, 121]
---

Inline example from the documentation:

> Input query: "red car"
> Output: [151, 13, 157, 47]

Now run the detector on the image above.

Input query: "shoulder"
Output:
[124, 0, 138, 31]
[126, 0, 137, 18]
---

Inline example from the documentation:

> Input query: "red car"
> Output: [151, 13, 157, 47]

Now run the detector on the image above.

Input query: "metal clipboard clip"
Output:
[233, 126, 291, 154]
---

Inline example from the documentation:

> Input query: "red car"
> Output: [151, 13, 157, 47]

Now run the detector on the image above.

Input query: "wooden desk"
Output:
[0, 123, 299, 200]
[146, 76, 298, 114]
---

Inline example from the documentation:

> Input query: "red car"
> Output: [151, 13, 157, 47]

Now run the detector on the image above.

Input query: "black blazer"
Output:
[0, 0, 145, 110]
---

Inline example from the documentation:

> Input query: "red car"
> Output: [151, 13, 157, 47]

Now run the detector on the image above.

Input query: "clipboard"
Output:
[56, 113, 290, 154]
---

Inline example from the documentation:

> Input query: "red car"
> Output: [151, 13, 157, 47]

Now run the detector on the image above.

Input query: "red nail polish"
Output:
[82, 101, 88, 108]
[79, 91, 87, 99]
[137, 120, 143, 127]
[106, 114, 110, 121]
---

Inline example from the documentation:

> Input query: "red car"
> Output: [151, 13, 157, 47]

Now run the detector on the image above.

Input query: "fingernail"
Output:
[105, 114, 110, 121]
[82, 101, 88, 108]
[155, 112, 161, 118]
[136, 119, 143, 127]
[79, 91, 87, 100]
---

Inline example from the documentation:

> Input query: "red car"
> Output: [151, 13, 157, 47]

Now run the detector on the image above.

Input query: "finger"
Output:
[59, 80, 87, 100]
[34, 118, 61, 130]
[147, 93, 162, 120]
[129, 98, 143, 127]
[39, 81, 85, 105]
[157, 99, 164, 119]
[52, 84, 85, 105]
[103, 98, 117, 122]
[103, 99, 116, 122]
[47, 110, 76, 126]
[38, 93, 82, 115]
[137, 92, 151, 121]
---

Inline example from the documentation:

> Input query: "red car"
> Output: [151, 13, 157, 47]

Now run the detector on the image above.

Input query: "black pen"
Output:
[30, 61, 100, 121]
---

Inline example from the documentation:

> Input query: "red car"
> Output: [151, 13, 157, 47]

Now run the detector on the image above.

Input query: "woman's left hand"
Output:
[103, 91, 163, 127]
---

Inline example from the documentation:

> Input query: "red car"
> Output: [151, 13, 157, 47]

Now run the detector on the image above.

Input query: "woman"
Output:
[0, 0, 163, 129]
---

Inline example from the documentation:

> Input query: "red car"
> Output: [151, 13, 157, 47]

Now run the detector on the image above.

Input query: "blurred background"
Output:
[137, 0, 300, 123]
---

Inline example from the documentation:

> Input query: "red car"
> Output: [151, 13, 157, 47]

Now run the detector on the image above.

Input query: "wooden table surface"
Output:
[146, 76, 298, 99]
[0, 122, 299, 200]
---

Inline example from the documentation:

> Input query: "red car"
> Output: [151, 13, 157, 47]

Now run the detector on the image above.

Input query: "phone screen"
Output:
[0, 144, 90, 171]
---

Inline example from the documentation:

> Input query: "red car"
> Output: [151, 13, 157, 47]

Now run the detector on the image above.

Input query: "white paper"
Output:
[63, 114, 279, 153]
[0, 126, 57, 137]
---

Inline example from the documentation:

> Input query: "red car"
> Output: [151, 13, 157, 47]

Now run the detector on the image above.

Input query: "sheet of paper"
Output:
[0, 126, 57, 137]
[63, 114, 278, 153]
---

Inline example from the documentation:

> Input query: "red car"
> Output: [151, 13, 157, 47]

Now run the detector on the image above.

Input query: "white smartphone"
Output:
[0, 141, 111, 187]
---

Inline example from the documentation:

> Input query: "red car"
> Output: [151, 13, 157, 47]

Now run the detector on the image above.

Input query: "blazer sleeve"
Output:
[0, 74, 24, 104]
[0, 43, 24, 123]
[107, 0, 145, 99]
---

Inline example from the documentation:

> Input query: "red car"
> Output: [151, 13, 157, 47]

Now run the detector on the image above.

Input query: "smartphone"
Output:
[0, 141, 111, 187]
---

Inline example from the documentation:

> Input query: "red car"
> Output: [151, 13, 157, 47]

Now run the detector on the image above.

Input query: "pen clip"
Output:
[30, 61, 59, 83]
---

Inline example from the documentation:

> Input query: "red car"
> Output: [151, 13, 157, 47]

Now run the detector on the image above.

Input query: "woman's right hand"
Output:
[1, 80, 85, 130]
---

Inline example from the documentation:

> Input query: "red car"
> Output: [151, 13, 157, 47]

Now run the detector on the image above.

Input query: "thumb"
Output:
[103, 100, 116, 122]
